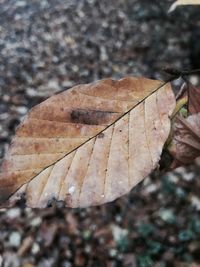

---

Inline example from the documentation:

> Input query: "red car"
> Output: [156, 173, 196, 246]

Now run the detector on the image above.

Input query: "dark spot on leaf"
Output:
[70, 109, 117, 125]
[16, 193, 27, 208]
[98, 133, 105, 138]
[34, 143, 40, 152]
[47, 197, 57, 208]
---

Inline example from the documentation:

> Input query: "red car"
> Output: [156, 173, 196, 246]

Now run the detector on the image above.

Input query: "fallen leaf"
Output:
[22, 265, 36, 267]
[188, 82, 200, 114]
[170, 113, 200, 167]
[169, 0, 200, 12]
[0, 77, 175, 208]
[175, 262, 200, 267]
[123, 253, 137, 267]
[17, 236, 33, 256]
[65, 213, 79, 234]
[39, 222, 58, 247]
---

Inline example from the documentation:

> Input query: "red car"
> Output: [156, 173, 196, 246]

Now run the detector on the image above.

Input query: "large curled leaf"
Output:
[169, 0, 200, 11]
[188, 83, 200, 115]
[170, 113, 200, 167]
[169, 83, 200, 168]
[0, 77, 175, 208]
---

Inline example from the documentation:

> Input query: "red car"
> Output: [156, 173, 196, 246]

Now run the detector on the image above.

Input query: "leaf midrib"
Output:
[5, 80, 168, 200]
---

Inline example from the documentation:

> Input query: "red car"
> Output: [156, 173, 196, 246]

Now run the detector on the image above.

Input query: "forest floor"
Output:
[0, 0, 200, 266]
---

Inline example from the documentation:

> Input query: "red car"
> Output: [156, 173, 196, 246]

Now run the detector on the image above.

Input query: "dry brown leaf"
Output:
[175, 262, 200, 267]
[188, 83, 200, 115]
[169, 0, 200, 12]
[0, 77, 175, 208]
[170, 113, 200, 167]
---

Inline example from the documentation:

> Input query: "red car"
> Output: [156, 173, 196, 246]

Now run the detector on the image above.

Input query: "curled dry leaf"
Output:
[169, 0, 200, 12]
[188, 83, 200, 115]
[170, 113, 200, 167]
[0, 77, 175, 208]
[169, 82, 200, 168]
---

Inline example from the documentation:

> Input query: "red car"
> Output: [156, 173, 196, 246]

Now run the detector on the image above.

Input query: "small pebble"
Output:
[9, 232, 21, 248]
[15, 106, 28, 115]
[6, 208, 21, 219]
[31, 242, 40, 255]
[109, 248, 118, 258]
[30, 217, 42, 227]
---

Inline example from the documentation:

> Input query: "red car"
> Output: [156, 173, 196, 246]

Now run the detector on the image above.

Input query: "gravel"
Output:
[0, 0, 200, 266]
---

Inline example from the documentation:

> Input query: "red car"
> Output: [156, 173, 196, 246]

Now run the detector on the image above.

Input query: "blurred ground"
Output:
[0, 0, 200, 266]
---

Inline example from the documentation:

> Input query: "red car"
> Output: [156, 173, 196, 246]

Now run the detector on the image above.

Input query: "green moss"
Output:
[178, 229, 194, 241]
[137, 223, 155, 238]
[137, 254, 153, 267]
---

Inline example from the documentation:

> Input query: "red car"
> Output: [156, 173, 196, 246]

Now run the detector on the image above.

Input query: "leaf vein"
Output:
[78, 138, 96, 205]
[143, 101, 154, 167]
[103, 125, 115, 199]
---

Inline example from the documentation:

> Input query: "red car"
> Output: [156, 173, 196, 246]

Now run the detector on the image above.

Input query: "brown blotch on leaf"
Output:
[65, 193, 73, 207]
[70, 109, 117, 125]
[98, 133, 105, 138]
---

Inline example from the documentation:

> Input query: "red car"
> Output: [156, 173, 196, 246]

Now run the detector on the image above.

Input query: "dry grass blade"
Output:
[169, 0, 200, 12]
[0, 77, 175, 208]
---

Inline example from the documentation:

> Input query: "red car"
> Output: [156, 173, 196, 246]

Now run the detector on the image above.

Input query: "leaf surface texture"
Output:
[0, 77, 175, 208]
